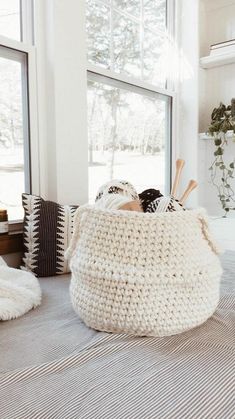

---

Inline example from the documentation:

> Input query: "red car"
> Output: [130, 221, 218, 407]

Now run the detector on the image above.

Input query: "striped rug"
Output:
[0, 252, 234, 419]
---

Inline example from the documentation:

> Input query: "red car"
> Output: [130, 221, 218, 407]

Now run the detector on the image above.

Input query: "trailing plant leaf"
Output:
[214, 147, 223, 156]
[208, 99, 235, 216]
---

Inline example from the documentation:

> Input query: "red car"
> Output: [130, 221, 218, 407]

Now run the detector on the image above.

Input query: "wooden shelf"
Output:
[200, 52, 235, 69]
[0, 232, 23, 255]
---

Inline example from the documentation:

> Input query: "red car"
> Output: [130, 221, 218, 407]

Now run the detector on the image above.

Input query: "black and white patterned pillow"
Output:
[21, 193, 78, 277]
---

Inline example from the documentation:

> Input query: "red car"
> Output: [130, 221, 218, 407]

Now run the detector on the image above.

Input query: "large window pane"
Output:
[86, 0, 111, 68]
[86, 0, 169, 88]
[113, 0, 140, 18]
[88, 77, 171, 202]
[113, 12, 140, 77]
[0, 0, 21, 41]
[0, 47, 30, 220]
[143, 0, 167, 33]
[143, 30, 167, 87]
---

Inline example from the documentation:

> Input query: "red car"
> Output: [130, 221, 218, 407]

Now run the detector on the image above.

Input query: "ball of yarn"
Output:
[95, 194, 135, 210]
[95, 180, 139, 202]
[146, 196, 185, 213]
[138, 188, 163, 212]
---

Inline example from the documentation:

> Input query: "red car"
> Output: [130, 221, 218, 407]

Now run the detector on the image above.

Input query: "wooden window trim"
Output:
[8, 221, 23, 233]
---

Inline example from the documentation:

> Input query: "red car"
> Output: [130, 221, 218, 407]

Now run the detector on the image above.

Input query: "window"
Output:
[86, 0, 174, 201]
[0, 1, 35, 222]
[0, 0, 21, 41]
[86, 0, 168, 87]
[0, 46, 30, 220]
[88, 75, 171, 201]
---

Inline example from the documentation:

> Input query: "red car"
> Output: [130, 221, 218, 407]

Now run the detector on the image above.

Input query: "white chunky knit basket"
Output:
[67, 206, 222, 337]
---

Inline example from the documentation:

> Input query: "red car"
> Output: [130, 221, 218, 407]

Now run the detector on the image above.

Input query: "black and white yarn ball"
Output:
[146, 196, 185, 213]
[138, 189, 163, 212]
[139, 188, 184, 213]
[95, 180, 139, 202]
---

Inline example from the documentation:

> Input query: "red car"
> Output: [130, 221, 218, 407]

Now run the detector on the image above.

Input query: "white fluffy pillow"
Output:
[0, 266, 41, 321]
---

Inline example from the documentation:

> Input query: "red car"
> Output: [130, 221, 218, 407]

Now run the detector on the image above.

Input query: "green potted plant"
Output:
[207, 99, 235, 216]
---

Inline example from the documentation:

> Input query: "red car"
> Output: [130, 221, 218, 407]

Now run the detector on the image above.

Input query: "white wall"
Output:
[34, 0, 88, 205]
[175, 0, 199, 207]
[206, 0, 235, 45]
[200, 64, 235, 133]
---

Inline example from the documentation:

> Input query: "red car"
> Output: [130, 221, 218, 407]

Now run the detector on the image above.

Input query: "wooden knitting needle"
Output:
[180, 180, 198, 205]
[171, 159, 185, 198]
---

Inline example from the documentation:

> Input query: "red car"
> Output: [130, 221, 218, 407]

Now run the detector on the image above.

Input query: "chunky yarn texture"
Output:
[67, 206, 222, 337]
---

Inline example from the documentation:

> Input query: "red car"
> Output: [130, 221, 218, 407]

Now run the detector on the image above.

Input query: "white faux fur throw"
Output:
[0, 265, 41, 321]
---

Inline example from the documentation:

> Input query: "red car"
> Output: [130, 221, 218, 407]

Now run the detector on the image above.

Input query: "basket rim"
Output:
[76, 205, 207, 220]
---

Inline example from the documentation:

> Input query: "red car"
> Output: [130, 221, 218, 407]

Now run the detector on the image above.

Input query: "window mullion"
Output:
[20, 0, 34, 45]
[88, 70, 171, 101]
[110, 0, 114, 71]
[87, 64, 175, 98]
[166, 0, 175, 92]
[21, 53, 31, 193]
[112, 7, 140, 24]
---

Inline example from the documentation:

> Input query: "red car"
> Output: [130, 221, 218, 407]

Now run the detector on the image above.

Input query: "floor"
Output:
[209, 216, 235, 251]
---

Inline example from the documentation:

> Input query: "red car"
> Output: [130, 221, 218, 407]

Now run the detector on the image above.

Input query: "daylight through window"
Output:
[0, 46, 30, 220]
[0, 1, 33, 222]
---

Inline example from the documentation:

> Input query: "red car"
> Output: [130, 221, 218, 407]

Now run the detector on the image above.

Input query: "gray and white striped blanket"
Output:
[0, 252, 234, 419]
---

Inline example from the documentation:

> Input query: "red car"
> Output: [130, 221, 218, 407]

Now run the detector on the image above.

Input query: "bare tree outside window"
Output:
[88, 79, 169, 201]
[86, 0, 168, 84]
